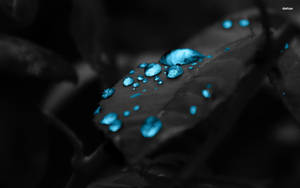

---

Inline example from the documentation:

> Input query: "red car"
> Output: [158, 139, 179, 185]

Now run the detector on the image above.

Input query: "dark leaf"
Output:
[0, 34, 77, 83]
[0, 0, 38, 26]
[93, 9, 285, 165]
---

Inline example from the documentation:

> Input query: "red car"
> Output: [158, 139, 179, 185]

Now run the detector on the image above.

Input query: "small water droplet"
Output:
[133, 82, 140, 88]
[224, 47, 230, 52]
[94, 106, 101, 115]
[188, 66, 193, 70]
[100, 113, 118, 125]
[102, 88, 115, 99]
[167, 65, 184, 79]
[202, 89, 211, 98]
[138, 63, 148, 68]
[123, 77, 134, 87]
[140, 116, 162, 138]
[222, 20, 233, 29]
[191, 62, 198, 66]
[284, 43, 289, 50]
[142, 78, 148, 83]
[157, 80, 164, 85]
[123, 110, 131, 117]
[109, 119, 122, 132]
[239, 19, 250, 27]
[144, 63, 162, 77]
[130, 93, 142, 98]
[160, 48, 205, 66]
[137, 75, 144, 81]
[129, 70, 135, 74]
[154, 75, 160, 81]
[190, 105, 197, 115]
[133, 105, 140, 111]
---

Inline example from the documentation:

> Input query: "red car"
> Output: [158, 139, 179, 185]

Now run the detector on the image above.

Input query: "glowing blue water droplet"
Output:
[167, 65, 184, 79]
[202, 89, 211, 98]
[140, 116, 162, 138]
[284, 43, 289, 50]
[133, 105, 140, 111]
[108, 119, 122, 132]
[154, 76, 160, 81]
[160, 48, 205, 66]
[192, 62, 198, 66]
[142, 78, 148, 83]
[100, 113, 118, 125]
[94, 106, 101, 115]
[123, 110, 131, 117]
[129, 70, 135, 74]
[133, 82, 140, 88]
[102, 88, 115, 99]
[222, 20, 233, 29]
[123, 77, 134, 87]
[157, 80, 164, 85]
[144, 63, 162, 77]
[138, 63, 147, 68]
[239, 19, 250, 27]
[190, 105, 197, 115]
[188, 66, 193, 70]
[130, 93, 142, 98]
[137, 75, 144, 81]
[224, 47, 230, 52]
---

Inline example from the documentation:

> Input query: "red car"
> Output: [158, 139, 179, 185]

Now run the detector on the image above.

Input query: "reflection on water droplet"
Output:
[157, 80, 164, 85]
[100, 113, 118, 125]
[123, 77, 134, 87]
[102, 88, 115, 99]
[202, 89, 211, 98]
[138, 63, 147, 68]
[239, 19, 250, 27]
[145, 63, 162, 77]
[130, 93, 142, 98]
[160, 48, 205, 66]
[109, 119, 122, 132]
[167, 65, 183, 79]
[222, 20, 232, 29]
[94, 106, 101, 115]
[133, 105, 140, 111]
[190, 105, 197, 115]
[129, 70, 135, 74]
[123, 110, 130, 117]
[142, 78, 148, 83]
[137, 75, 144, 81]
[141, 116, 162, 138]
[133, 82, 140, 88]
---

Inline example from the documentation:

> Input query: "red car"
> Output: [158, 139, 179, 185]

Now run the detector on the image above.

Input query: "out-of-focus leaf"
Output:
[0, 0, 38, 26]
[93, 9, 286, 164]
[0, 35, 77, 83]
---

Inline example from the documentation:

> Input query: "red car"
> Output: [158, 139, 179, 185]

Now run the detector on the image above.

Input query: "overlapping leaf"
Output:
[93, 9, 286, 165]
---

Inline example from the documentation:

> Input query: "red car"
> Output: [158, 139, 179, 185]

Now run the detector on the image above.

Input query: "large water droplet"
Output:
[202, 89, 211, 98]
[94, 106, 101, 115]
[190, 105, 197, 115]
[160, 48, 205, 66]
[109, 119, 122, 132]
[167, 65, 184, 79]
[123, 110, 131, 117]
[133, 82, 140, 88]
[222, 20, 233, 29]
[100, 113, 118, 125]
[133, 105, 140, 111]
[239, 19, 250, 27]
[123, 77, 134, 87]
[138, 63, 148, 68]
[130, 93, 142, 98]
[144, 63, 162, 77]
[140, 116, 162, 138]
[102, 88, 115, 99]
[137, 75, 144, 81]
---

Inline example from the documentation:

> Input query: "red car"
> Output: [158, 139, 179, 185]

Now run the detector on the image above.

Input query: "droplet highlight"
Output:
[239, 19, 250, 27]
[123, 77, 134, 87]
[140, 116, 162, 138]
[123, 110, 131, 117]
[133, 105, 140, 111]
[202, 89, 211, 99]
[222, 20, 233, 29]
[190, 105, 197, 115]
[108, 119, 122, 132]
